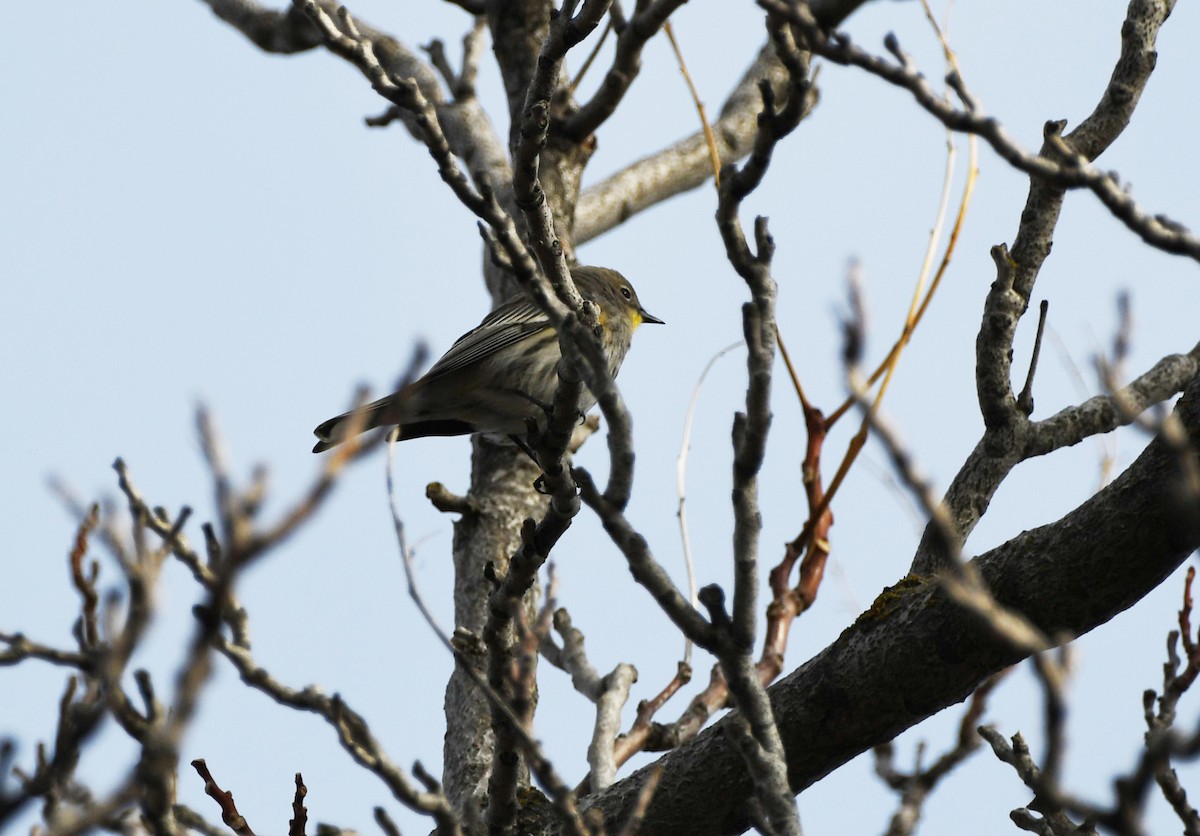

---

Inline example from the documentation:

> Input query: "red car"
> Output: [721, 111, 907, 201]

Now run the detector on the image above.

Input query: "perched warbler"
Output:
[312, 265, 662, 453]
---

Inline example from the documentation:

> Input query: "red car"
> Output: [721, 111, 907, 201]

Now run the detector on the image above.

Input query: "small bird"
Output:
[312, 266, 662, 453]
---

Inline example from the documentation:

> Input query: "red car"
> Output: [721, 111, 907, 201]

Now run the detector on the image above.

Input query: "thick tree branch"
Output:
[446, 0, 487, 17]
[910, 0, 1179, 573]
[571, 372, 1200, 836]
[488, 0, 559, 137]
[200, 0, 322, 53]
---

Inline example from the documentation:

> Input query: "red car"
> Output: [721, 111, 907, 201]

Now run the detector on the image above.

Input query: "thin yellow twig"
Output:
[776, 327, 812, 414]
[825, 2, 978, 429]
[810, 2, 979, 525]
[663, 21, 722, 187]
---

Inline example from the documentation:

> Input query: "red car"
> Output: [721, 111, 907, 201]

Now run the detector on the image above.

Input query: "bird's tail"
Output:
[312, 394, 401, 453]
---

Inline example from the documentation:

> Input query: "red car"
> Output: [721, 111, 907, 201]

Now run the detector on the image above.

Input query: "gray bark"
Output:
[569, 373, 1200, 835]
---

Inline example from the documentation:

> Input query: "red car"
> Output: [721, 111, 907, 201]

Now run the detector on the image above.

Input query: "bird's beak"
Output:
[640, 309, 665, 325]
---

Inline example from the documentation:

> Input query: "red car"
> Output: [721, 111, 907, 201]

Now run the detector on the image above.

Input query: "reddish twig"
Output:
[67, 504, 101, 649]
[289, 772, 307, 836]
[1170, 566, 1200, 697]
[599, 243, 837, 778]
[596, 661, 691, 788]
[191, 758, 255, 835]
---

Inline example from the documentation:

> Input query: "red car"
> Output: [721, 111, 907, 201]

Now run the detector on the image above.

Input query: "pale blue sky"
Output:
[3, 1, 1199, 833]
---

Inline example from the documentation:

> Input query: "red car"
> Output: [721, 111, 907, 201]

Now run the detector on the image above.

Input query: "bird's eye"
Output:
[620, 286, 633, 300]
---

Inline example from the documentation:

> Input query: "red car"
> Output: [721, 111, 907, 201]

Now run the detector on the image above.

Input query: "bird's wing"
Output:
[422, 299, 553, 380]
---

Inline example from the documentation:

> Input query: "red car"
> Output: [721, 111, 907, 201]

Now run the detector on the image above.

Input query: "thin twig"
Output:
[663, 21, 722, 187]
[676, 341, 742, 667]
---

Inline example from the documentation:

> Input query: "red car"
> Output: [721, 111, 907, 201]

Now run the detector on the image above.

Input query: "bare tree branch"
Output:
[191, 759, 256, 836]
[910, 0, 1181, 574]
[580, 373, 1200, 834]
[764, 0, 1196, 262]
[214, 635, 465, 832]
[574, 42, 787, 244]
[874, 672, 1007, 836]
[561, 0, 689, 140]
[573, 0, 861, 243]
[199, 0, 322, 53]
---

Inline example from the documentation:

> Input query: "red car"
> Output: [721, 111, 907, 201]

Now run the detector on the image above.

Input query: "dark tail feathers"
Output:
[312, 399, 390, 453]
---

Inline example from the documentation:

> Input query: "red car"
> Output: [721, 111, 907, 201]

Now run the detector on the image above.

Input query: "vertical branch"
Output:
[484, 5, 616, 828]
[705, 16, 813, 836]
